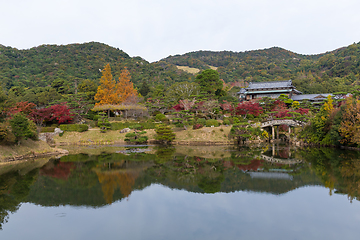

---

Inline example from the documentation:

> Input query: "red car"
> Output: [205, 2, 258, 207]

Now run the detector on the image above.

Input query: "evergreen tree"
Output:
[155, 124, 175, 144]
[139, 81, 150, 97]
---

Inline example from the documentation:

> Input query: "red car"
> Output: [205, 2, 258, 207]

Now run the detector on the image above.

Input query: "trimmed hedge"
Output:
[205, 119, 220, 127]
[197, 118, 206, 125]
[111, 121, 157, 130]
[41, 127, 56, 133]
[59, 124, 89, 132]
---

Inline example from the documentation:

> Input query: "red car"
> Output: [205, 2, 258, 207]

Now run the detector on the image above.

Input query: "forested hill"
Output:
[162, 43, 360, 93]
[0, 42, 193, 90]
[1, 41, 360, 94]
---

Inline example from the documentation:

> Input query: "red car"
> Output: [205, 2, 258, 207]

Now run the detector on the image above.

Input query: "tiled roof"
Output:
[237, 88, 247, 94]
[246, 80, 293, 90]
[291, 94, 332, 101]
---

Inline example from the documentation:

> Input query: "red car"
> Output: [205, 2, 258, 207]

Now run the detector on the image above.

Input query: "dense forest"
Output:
[0, 42, 193, 91]
[162, 43, 360, 94]
[1, 41, 360, 95]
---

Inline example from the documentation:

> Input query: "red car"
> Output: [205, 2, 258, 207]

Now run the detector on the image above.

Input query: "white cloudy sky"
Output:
[1, 0, 360, 62]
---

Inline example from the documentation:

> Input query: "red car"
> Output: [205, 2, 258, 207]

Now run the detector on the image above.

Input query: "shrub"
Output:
[246, 114, 254, 120]
[205, 119, 220, 127]
[125, 131, 148, 144]
[262, 130, 269, 139]
[0, 123, 16, 145]
[232, 117, 240, 124]
[41, 127, 56, 133]
[111, 121, 157, 130]
[197, 118, 206, 125]
[193, 124, 203, 130]
[152, 110, 161, 116]
[97, 113, 111, 133]
[129, 124, 143, 130]
[141, 121, 157, 129]
[187, 118, 195, 125]
[223, 118, 230, 125]
[176, 123, 184, 127]
[155, 113, 167, 122]
[59, 124, 89, 132]
[9, 113, 37, 141]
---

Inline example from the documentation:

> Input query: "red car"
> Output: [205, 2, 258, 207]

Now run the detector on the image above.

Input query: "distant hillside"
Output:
[1, 41, 360, 94]
[162, 43, 360, 93]
[0, 42, 194, 90]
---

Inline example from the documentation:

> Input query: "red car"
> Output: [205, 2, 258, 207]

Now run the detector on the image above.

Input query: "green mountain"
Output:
[162, 43, 360, 93]
[1, 41, 360, 94]
[0, 42, 193, 90]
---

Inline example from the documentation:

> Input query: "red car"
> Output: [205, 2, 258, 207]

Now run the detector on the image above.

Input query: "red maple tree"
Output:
[235, 102, 263, 117]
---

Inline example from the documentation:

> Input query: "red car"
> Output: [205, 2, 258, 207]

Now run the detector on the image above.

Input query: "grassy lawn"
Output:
[176, 65, 200, 74]
[53, 125, 232, 145]
[54, 128, 157, 145]
[174, 126, 232, 142]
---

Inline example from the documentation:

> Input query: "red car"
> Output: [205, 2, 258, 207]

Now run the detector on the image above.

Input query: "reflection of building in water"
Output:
[248, 172, 293, 180]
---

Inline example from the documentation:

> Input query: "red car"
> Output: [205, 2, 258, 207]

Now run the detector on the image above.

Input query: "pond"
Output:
[1, 144, 360, 240]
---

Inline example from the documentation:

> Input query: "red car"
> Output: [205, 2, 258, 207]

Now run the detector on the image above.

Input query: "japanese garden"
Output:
[1, 42, 360, 239]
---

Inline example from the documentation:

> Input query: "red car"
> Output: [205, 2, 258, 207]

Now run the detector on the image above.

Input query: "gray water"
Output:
[1, 145, 360, 240]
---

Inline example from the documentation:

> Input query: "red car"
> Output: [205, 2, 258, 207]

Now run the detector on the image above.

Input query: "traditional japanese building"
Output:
[237, 80, 302, 100]
[291, 93, 332, 104]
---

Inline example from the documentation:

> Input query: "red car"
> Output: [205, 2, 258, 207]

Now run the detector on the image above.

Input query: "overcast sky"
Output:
[1, 0, 360, 62]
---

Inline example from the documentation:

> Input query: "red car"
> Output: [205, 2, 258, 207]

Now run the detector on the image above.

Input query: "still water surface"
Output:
[1, 145, 360, 240]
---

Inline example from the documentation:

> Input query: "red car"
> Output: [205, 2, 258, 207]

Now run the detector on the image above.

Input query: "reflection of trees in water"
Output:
[224, 159, 265, 171]
[339, 159, 360, 202]
[95, 170, 139, 204]
[40, 161, 75, 180]
[278, 149, 290, 159]
[299, 147, 360, 202]
[0, 169, 38, 230]
[4, 145, 360, 232]
[155, 146, 176, 164]
[92, 159, 154, 204]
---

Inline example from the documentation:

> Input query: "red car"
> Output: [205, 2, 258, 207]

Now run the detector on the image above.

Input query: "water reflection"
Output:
[1, 144, 360, 232]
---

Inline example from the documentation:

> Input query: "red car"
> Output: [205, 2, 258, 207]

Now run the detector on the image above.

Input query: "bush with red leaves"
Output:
[193, 124, 203, 130]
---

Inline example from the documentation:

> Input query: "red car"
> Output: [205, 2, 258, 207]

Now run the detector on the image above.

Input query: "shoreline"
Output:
[54, 139, 236, 146]
[0, 139, 69, 163]
[1, 148, 69, 163]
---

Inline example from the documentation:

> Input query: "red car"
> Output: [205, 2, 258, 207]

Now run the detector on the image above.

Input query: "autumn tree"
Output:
[235, 102, 263, 118]
[94, 64, 139, 117]
[94, 65, 137, 105]
[94, 64, 118, 106]
[116, 67, 138, 104]
[339, 96, 360, 145]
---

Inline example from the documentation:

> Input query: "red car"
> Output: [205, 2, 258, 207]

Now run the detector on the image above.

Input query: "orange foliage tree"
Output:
[94, 64, 137, 106]
[116, 67, 138, 104]
[94, 64, 117, 105]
